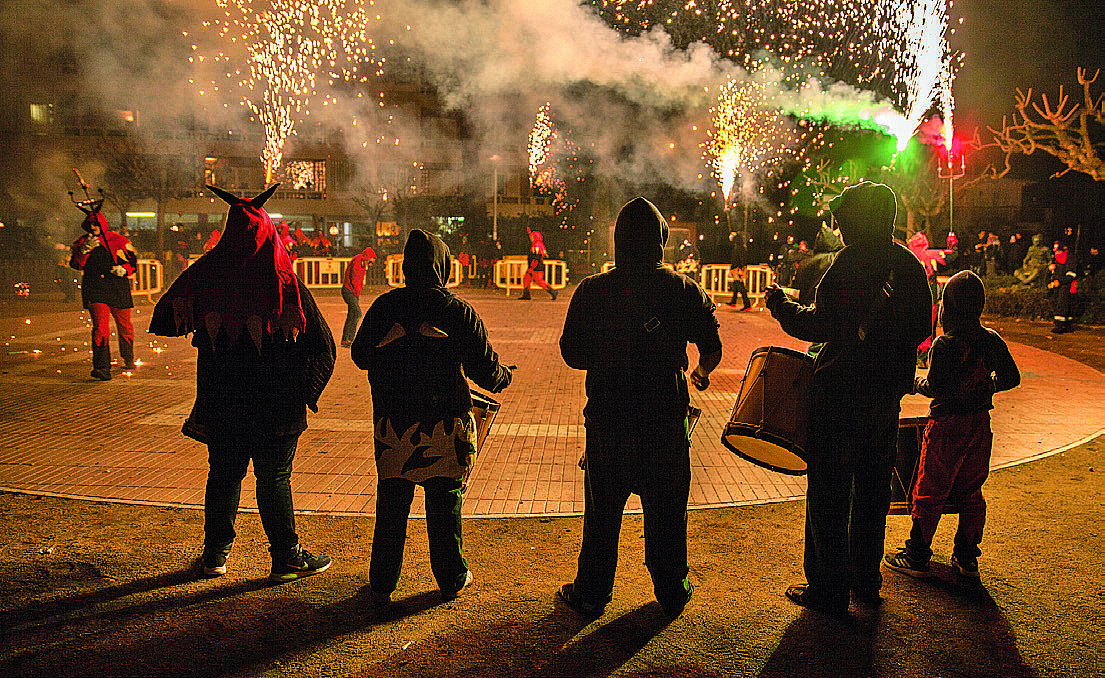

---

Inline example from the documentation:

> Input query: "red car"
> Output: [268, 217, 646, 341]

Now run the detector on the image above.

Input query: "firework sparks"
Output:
[707, 71, 797, 203]
[528, 103, 582, 217]
[594, 0, 959, 148]
[197, 0, 382, 181]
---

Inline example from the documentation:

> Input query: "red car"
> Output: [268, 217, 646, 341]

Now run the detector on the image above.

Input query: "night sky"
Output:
[952, 0, 1104, 132]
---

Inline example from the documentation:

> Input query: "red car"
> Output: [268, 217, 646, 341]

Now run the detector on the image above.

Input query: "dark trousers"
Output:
[204, 433, 300, 557]
[573, 426, 692, 611]
[370, 476, 468, 595]
[907, 412, 992, 561]
[803, 406, 898, 606]
[341, 287, 362, 343]
[728, 277, 750, 307]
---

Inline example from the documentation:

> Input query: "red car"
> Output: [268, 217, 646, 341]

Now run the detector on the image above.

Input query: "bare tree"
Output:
[95, 136, 197, 253]
[351, 183, 389, 247]
[986, 67, 1105, 181]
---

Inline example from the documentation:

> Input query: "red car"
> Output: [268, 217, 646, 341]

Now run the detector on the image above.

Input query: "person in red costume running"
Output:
[520, 228, 557, 300]
[69, 202, 138, 381]
[341, 245, 377, 347]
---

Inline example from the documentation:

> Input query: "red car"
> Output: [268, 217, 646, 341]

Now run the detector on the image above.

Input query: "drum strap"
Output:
[858, 268, 895, 341]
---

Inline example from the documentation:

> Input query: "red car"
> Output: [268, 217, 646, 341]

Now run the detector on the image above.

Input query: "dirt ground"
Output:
[0, 312, 1102, 678]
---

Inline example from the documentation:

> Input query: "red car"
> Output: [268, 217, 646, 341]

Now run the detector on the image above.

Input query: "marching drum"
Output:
[464, 390, 501, 492]
[722, 346, 814, 475]
[888, 416, 959, 516]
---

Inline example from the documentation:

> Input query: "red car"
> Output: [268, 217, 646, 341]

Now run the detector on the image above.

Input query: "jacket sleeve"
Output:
[297, 282, 336, 412]
[770, 263, 857, 343]
[559, 279, 597, 370]
[989, 333, 1021, 394]
[458, 302, 512, 394]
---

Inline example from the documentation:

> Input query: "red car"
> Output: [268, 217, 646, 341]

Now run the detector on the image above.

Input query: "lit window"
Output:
[29, 103, 54, 124]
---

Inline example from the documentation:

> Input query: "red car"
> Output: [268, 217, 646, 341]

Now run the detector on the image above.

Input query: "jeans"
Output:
[204, 433, 300, 557]
[341, 287, 362, 343]
[728, 279, 750, 307]
[369, 476, 468, 595]
[906, 412, 992, 562]
[573, 425, 692, 611]
[802, 406, 899, 605]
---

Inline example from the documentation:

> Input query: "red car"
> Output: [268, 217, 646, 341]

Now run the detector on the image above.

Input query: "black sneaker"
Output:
[883, 549, 930, 578]
[660, 581, 693, 618]
[201, 551, 228, 578]
[952, 554, 980, 578]
[269, 544, 331, 583]
[441, 570, 474, 602]
[557, 583, 605, 618]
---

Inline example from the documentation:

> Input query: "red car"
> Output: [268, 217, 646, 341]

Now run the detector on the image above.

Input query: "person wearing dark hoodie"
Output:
[351, 229, 513, 606]
[150, 185, 336, 583]
[558, 197, 723, 619]
[764, 181, 931, 614]
[884, 270, 1020, 580]
[69, 206, 139, 380]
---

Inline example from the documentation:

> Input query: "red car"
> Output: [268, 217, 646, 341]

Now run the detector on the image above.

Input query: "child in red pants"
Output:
[884, 270, 1020, 579]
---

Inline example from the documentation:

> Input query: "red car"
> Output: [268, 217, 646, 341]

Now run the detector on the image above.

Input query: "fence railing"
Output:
[699, 264, 775, 306]
[493, 255, 568, 296]
[132, 259, 164, 302]
[384, 254, 465, 288]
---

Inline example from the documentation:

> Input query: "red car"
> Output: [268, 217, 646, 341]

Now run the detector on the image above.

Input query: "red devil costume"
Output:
[520, 227, 557, 300]
[69, 205, 138, 380]
[149, 184, 336, 582]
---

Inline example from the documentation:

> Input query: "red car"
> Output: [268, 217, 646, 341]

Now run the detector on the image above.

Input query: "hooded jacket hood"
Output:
[149, 184, 306, 349]
[940, 269, 985, 333]
[614, 197, 668, 269]
[403, 229, 451, 288]
[831, 181, 896, 247]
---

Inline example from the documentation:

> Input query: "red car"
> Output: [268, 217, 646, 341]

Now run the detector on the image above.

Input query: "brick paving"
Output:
[1, 286, 1102, 518]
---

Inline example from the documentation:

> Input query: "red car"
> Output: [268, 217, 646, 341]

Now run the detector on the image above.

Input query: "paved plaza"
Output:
[1, 285, 1103, 518]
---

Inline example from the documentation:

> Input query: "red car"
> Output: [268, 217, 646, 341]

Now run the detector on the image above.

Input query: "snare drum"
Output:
[888, 416, 959, 515]
[464, 390, 501, 492]
[721, 346, 814, 475]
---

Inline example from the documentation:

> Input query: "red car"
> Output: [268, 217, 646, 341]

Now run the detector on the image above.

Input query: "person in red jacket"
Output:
[69, 204, 138, 380]
[341, 245, 377, 346]
[520, 228, 557, 300]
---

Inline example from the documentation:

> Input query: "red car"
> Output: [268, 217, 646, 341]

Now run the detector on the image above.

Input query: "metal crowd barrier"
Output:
[132, 259, 163, 302]
[599, 261, 775, 307]
[493, 255, 568, 296]
[700, 263, 774, 306]
[295, 257, 348, 288]
[384, 254, 464, 288]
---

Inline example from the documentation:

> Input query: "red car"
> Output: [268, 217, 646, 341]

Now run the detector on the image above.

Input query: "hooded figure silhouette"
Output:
[765, 181, 932, 614]
[558, 196, 722, 619]
[886, 268, 1019, 579]
[149, 185, 336, 583]
[350, 228, 512, 605]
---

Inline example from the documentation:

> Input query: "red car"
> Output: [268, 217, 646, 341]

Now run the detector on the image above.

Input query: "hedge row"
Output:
[982, 271, 1105, 325]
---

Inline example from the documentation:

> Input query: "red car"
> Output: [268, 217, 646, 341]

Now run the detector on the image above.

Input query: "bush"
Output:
[981, 270, 1104, 325]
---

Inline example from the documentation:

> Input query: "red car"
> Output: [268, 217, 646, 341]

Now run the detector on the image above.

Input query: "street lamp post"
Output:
[939, 151, 965, 235]
[490, 155, 501, 241]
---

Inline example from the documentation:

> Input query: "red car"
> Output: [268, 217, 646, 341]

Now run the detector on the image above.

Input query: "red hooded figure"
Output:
[340, 245, 377, 345]
[69, 204, 138, 380]
[148, 184, 336, 582]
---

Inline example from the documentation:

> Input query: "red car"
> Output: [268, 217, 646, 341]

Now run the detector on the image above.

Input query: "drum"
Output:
[464, 390, 501, 492]
[888, 416, 960, 516]
[721, 345, 814, 475]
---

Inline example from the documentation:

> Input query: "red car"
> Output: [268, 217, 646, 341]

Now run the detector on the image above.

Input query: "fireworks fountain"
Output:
[196, 0, 382, 182]
[528, 103, 582, 220]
